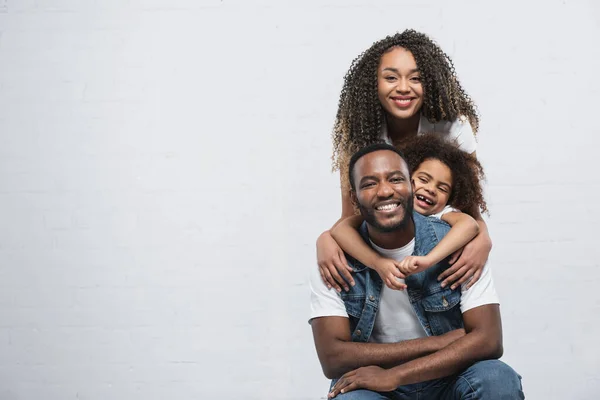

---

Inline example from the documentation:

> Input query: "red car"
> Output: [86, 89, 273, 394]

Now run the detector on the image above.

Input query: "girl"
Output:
[317, 30, 491, 292]
[327, 135, 488, 291]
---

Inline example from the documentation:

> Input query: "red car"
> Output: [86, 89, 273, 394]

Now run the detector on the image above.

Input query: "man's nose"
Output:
[377, 182, 394, 197]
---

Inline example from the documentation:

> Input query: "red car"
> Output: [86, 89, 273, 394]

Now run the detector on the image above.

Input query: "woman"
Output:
[318, 29, 491, 293]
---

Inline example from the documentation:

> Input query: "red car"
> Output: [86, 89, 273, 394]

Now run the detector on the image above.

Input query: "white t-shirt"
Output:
[367, 239, 427, 342]
[430, 205, 460, 219]
[309, 220, 499, 342]
[381, 115, 477, 154]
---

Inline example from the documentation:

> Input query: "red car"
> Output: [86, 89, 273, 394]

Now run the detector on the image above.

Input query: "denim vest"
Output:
[341, 211, 464, 342]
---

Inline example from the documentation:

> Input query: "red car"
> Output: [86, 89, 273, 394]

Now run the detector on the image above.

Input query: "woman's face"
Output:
[377, 47, 424, 121]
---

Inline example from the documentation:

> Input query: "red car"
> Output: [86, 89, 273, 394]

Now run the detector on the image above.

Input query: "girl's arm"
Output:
[331, 216, 406, 291]
[428, 211, 479, 266]
[330, 215, 377, 268]
[398, 211, 479, 276]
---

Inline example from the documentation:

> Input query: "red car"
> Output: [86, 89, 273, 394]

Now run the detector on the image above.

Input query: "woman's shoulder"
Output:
[419, 115, 476, 154]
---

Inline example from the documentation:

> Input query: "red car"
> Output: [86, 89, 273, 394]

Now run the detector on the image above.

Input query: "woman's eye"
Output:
[384, 76, 397, 81]
[411, 76, 421, 82]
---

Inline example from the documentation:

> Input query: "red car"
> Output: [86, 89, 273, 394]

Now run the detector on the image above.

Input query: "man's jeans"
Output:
[329, 360, 524, 399]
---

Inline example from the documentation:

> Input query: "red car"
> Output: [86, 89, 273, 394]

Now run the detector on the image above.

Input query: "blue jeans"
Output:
[329, 360, 524, 399]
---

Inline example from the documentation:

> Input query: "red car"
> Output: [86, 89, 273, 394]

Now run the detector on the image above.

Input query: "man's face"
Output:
[351, 150, 413, 233]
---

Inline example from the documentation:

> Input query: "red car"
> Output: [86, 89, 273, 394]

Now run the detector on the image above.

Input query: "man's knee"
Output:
[459, 360, 524, 399]
[326, 388, 388, 400]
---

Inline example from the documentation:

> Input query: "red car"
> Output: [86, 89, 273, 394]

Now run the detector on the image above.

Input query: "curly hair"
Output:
[400, 134, 488, 215]
[332, 30, 479, 184]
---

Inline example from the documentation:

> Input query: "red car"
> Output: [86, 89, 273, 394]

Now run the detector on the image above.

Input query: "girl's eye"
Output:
[439, 187, 449, 193]
[418, 177, 427, 183]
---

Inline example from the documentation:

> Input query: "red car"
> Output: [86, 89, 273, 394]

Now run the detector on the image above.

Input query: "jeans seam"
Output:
[458, 375, 477, 396]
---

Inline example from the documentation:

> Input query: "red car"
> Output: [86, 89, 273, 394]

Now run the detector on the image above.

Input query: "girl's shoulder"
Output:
[429, 205, 461, 220]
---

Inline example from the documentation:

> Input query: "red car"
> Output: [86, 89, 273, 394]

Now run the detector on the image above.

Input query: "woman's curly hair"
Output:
[401, 134, 488, 215]
[332, 30, 479, 185]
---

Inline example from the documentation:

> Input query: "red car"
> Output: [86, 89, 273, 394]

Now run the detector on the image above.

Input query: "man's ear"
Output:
[350, 190, 358, 207]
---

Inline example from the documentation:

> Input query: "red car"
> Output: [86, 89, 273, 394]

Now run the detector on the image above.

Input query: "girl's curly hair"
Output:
[401, 134, 488, 215]
[332, 30, 479, 186]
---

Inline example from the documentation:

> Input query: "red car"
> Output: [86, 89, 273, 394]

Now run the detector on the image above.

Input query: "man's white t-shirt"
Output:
[368, 239, 426, 342]
[381, 115, 477, 154]
[309, 215, 499, 343]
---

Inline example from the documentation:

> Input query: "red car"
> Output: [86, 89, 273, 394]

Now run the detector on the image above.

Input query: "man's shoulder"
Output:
[413, 211, 451, 233]
[412, 211, 451, 253]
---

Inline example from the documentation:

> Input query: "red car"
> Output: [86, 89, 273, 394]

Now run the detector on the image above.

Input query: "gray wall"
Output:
[0, 0, 599, 399]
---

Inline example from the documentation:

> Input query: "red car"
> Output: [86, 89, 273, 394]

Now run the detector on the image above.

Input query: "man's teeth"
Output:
[416, 195, 433, 205]
[376, 203, 399, 211]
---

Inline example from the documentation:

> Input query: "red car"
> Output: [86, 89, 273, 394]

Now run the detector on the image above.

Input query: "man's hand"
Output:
[317, 231, 354, 292]
[373, 258, 406, 290]
[438, 231, 492, 290]
[328, 366, 397, 398]
[397, 255, 433, 276]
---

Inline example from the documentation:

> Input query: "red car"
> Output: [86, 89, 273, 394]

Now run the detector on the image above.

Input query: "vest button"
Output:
[356, 329, 362, 336]
[369, 295, 375, 301]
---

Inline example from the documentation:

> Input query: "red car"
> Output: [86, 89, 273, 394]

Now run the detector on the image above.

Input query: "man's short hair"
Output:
[348, 142, 408, 191]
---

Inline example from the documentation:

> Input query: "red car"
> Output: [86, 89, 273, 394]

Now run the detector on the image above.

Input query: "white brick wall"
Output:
[0, 0, 598, 399]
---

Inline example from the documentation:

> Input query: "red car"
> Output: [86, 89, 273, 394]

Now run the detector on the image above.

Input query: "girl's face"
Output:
[411, 158, 453, 215]
[377, 47, 424, 122]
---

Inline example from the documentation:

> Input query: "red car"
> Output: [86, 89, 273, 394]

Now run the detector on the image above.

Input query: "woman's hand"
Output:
[328, 366, 397, 397]
[438, 230, 492, 290]
[317, 231, 354, 292]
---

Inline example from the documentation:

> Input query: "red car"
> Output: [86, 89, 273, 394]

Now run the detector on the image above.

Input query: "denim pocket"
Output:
[340, 292, 365, 318]
[421, 288, 463, 335]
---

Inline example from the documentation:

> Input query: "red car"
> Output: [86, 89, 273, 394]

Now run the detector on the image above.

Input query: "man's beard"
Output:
[358, 195, 414, 233]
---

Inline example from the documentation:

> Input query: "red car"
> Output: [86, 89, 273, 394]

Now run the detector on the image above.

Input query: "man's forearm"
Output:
[323, 329, 463, 379]
[387, 307, 502, 386]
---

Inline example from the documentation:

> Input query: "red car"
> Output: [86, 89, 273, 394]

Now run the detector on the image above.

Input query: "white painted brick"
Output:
[0, 0, 598, 399]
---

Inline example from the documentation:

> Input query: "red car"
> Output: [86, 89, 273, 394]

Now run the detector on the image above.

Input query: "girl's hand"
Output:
[328, 366, 397, 398]
[438, 231, 492, 290]
[397, 255, 433, 276]
[317, 231, 354, 292]
[373, 258, 406, 290]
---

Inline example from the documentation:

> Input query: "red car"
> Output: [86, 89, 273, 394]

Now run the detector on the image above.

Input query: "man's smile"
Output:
[375, 201, 402, 213]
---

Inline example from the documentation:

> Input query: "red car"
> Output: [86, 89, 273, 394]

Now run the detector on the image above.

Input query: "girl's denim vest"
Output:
[341, 211, 464, 342]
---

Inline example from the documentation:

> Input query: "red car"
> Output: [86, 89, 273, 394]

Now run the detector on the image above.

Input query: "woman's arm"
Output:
[437, 151, 493, 290]
[315, 178, 363, 293]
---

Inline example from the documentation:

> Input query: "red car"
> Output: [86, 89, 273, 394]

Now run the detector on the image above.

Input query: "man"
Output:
[309, 143, 523, 399]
